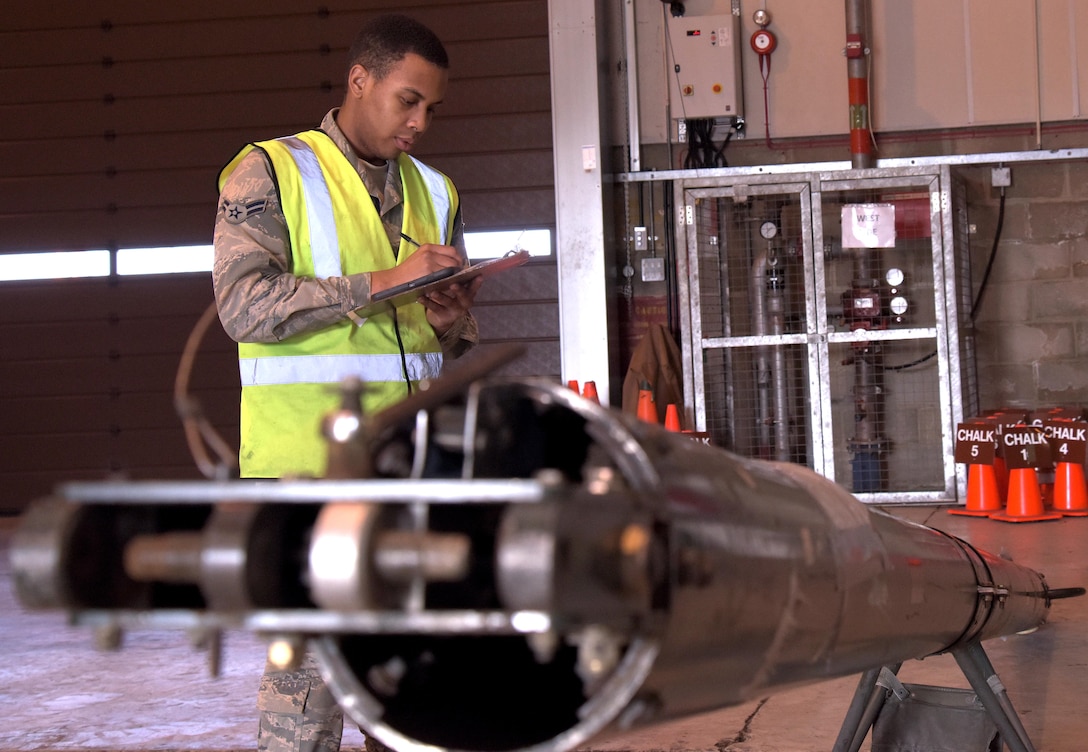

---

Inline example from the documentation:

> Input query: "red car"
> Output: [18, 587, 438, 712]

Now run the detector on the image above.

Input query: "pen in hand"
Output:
[401, 232, 470, 269]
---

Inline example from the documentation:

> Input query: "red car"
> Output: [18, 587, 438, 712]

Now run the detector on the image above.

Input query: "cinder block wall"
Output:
[962, 161, 1088, 411]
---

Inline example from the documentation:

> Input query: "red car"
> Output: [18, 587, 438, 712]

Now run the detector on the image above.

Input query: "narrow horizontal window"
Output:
[465, 229, 552, 260]
[0, 250, 110, 281]
[116, 245, 214, 276]
[0, 229, 551, 283]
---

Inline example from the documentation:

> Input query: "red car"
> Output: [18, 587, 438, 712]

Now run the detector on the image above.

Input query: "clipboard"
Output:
[354, 249, 532, 318]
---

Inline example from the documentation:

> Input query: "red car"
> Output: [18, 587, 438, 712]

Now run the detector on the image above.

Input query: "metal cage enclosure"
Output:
[674, 165, 977, 503]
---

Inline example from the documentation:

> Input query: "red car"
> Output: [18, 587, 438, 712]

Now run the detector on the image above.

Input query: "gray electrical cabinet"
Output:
[664, 8, 743, 122]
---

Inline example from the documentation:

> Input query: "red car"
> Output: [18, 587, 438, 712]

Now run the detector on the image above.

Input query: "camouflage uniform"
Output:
[214, 109, 476, 751]
[257, 654, 344, 752]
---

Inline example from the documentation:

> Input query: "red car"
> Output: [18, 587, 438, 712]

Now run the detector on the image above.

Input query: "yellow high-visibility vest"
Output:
[219, 129, 458, 478]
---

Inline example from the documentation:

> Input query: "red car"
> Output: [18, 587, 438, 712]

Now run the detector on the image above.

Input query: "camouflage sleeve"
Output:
[212, 150, 373, 343]
[439, 311, 479, 359]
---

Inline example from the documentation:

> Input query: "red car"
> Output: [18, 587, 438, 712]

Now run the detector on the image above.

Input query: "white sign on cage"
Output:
[842, 203, 896, 248]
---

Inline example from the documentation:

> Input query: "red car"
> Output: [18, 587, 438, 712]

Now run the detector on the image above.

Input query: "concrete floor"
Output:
[3, 506, 1087, 752]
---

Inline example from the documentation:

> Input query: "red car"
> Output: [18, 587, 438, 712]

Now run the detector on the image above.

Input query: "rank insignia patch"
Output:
[222, 198, 268, 224]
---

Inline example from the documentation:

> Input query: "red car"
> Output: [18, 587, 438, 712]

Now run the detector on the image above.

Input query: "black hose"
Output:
[970, 188, 1006, 322]
[884, 350, 937, 372]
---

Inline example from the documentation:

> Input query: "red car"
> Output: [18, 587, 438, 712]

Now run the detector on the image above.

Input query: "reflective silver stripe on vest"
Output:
[278, 137, 342, 278]
[239, 352, 443, 386]
[409, 156, 451, 243]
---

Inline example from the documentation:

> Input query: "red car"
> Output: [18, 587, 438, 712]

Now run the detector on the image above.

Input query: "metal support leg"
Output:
[831, 667, 881, 752]
[831, 664, 902, 752]
[952, 640, 1036, 752]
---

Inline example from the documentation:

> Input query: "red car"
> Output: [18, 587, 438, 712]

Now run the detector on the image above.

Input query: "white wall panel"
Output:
[965, 0, 1038, 126]
[871, 0, 971, 131]
[1038, 0, 1088, 122]
[633, 0, 1088, 147]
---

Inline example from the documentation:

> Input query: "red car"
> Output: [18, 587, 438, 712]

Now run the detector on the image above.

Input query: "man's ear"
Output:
[347, 64, 369, 96]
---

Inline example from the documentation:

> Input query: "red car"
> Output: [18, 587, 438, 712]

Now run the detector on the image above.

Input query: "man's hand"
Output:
[420, 275, 483, 335]
[370, 243, 464, 296]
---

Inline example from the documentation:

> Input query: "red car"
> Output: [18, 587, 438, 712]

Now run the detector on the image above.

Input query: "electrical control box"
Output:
[666, 11, 743, 121]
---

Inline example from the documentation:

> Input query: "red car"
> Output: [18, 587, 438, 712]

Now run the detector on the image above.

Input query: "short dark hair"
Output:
[346, 14, 449, 80]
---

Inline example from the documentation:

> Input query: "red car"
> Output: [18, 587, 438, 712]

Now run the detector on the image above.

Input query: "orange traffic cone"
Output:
[567, 379, 580, 393]
[637, 388, 658, 424]
[1052, 461, 1088, 516]
[949, 463, 1004, 517]
[582, 381, 600, 404]
[990, 467, 1062, 523]
[665, 403, 682, 432]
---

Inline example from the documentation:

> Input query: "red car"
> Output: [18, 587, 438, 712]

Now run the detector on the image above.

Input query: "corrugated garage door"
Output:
[0, 0, 558, 512]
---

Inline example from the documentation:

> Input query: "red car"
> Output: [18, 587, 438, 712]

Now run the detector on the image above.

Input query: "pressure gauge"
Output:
[885, 267, 905, 287]
[759, 220, 778, 239]
[890, 295, 909, 316]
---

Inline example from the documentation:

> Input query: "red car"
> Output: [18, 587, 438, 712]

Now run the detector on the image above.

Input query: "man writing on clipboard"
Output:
[212, 15, 480, 752]
[213, 13, 481, 482]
